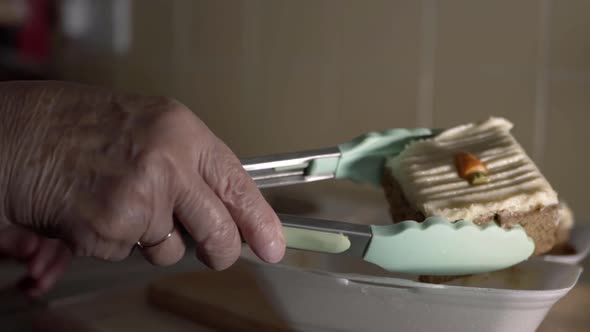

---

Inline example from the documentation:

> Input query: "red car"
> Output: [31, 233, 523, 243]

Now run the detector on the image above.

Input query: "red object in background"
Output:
[18, 0, 51, 63]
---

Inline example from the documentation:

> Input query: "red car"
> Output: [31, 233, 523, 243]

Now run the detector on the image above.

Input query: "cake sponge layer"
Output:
[382, 169, 558, 255]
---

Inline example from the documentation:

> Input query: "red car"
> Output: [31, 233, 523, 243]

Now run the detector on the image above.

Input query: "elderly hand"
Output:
[0, 81, 285, 274]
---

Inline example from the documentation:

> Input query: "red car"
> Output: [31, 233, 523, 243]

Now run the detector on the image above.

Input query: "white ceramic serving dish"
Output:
[243, 249, 582, 332]
[541, 224, 590, 264]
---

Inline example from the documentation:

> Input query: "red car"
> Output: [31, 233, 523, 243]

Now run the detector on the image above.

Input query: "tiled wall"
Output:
[54, 0, 590, 219]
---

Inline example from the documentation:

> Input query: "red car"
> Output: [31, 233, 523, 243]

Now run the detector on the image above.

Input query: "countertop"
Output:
[0, 249, 205, 331]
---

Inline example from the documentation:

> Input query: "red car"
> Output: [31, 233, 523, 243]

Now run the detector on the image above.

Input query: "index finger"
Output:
[199, 139, 285, 264]
[0, 226, 40, 261]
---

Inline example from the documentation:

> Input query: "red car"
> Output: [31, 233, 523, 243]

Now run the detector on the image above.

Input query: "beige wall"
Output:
[54, 0, 590, 219]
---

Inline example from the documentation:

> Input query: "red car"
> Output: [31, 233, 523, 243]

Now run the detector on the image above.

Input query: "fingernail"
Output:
[263, 235, 286, 264]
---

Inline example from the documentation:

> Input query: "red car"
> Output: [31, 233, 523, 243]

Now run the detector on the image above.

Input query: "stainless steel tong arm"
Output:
[240, 146, 341, 188]
[240, 128, 438, 188]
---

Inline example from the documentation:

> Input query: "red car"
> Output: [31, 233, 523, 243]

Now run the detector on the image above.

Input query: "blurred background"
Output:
[0, 0, 587, 219]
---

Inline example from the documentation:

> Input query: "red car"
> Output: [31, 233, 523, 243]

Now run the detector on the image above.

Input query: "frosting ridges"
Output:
[386, 117, 558, 221]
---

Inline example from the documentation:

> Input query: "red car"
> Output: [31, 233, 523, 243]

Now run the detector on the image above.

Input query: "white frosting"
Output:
[387, 117, 558, 221]
[558, 201, 574, 230]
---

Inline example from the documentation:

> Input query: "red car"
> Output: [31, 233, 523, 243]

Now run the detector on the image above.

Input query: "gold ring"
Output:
[136, 225, 175, 249]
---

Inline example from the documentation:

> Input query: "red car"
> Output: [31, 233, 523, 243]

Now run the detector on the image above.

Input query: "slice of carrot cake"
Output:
[382, 117, 560, 256]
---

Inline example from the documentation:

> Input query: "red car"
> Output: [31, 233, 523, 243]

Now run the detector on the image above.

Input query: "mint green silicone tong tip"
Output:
[241, 127, 535, 276]
[279, 214, 534, 276]
[315, 127, 437, 186]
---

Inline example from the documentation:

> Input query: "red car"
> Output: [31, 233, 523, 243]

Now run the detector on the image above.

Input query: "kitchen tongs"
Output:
[240, 128, 535, 276]
[242, 128, 436, 188]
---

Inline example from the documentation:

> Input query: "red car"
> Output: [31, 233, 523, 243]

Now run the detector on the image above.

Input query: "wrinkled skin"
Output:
[0, 81, 285, 296]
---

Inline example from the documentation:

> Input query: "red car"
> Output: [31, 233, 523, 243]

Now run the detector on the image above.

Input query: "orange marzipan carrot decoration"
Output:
[454, 151, 489, 185]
